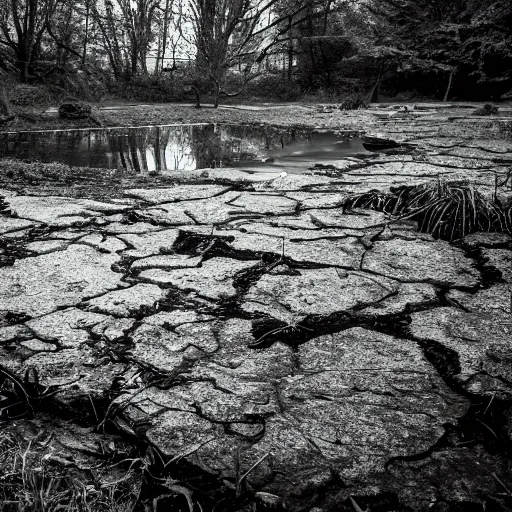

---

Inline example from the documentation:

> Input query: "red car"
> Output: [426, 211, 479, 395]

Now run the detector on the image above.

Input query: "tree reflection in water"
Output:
[0, 124, 361, 173]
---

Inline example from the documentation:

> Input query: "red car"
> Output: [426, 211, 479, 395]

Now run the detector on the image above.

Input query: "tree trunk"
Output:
[443, 69, 453, 102]
[369, 64, 383, 103]
[213, 81, 220, 108]
[0, 85, 11, 117]
[83, 0, 90, 66]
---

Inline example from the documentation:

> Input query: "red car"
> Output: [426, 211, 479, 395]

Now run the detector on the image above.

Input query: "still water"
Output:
[0, 124, 364, 173]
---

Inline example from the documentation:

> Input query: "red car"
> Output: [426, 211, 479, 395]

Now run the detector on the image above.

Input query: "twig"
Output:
[492, 472, 512, 496]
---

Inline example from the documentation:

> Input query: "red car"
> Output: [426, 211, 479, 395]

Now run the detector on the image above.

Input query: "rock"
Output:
[84, 283, 167, 317]
[473, 104, 498, 116]
[117, 229, 180, 258]
[124, 185, 230, 204]
[0, 245, 123, 317]
[130, 254, 202, 271]
[58, 102, 92, 119]
[139, 258, 259, 300]
[409, 303, 512, 397]
[363, 239, 480, 288]
[242, 268, 397, 323]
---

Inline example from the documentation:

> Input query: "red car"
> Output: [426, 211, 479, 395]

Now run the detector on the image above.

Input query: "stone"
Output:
[26, 308, 108, 348]
[85, 283, 167, 317]
[0, 245, 123, 317]
[58, 102, 92, 119]
[117, 229, 180, 258]
[242, 268, 398, 323]
[130, 254, 202, 271]
[409, 304, 512, 397]
[125, 185, 230, 204]
[0, 217, 35, 234]
[139, 258, 259, 300]
[363, 239, 480, 288]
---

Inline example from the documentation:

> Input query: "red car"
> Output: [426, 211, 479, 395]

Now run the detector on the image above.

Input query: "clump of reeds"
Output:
[344, 179, 512, 242]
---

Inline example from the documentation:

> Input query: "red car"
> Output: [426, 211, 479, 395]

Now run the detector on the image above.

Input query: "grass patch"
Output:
[344, 180, 512, 242]
[0, 427, 142, 512]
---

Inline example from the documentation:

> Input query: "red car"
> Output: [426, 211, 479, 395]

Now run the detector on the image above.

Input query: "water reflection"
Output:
[0, 124, 363, 173]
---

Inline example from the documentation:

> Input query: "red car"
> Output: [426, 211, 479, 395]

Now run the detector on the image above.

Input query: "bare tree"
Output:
[0, 0, 53, 81]
[115, 0, 161, 75]
[188, 0, 331, 107]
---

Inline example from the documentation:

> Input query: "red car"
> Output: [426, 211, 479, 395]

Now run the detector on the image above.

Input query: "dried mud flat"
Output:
[1, 106, 512, 511]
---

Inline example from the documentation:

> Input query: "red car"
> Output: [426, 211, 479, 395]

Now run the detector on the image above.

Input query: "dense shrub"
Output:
[244, 73, 302, 102]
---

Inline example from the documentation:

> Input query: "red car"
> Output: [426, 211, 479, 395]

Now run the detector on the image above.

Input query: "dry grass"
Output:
[344, 179, 512, 242]
[0, 427, 142, 512]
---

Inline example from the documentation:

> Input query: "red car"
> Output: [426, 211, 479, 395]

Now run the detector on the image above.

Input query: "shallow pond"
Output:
[0, 123, 365, 174]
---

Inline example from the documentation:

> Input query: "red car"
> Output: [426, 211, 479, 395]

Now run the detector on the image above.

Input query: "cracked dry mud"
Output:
[1, 117, 512, 511]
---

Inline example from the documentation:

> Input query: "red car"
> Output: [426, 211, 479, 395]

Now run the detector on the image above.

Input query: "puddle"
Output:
[0, 123, 365, 174]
